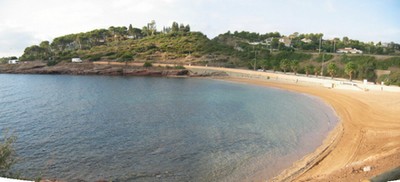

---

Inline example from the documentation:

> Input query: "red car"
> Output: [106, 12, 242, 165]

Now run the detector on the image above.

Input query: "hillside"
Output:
[4, 21, 400, 86]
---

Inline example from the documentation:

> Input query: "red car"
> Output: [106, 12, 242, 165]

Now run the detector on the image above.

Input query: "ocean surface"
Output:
[0, 74, 337, 181]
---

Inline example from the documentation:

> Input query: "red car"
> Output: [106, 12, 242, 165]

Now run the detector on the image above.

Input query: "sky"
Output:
[0, 0, 399, 57]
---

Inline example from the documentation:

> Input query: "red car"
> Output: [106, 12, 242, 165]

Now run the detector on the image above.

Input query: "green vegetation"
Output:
[290, 60, 299, 75]
[344, 62, 357, 81]
[0, 131, 16, 177]
[315, 54, 333, 62]
[377, 72, 400, 86]
[376, 57, 400, 70]
[17, 21, 203, 64]
[327, 63, 338, 79]
[0, 57, 18, 64]
[304, 64, 314, 77]
[2, 20, 397, 85]
[143, 62, 153, 68]
[280, 59, 290, 73]
[174, 65, 186, 69]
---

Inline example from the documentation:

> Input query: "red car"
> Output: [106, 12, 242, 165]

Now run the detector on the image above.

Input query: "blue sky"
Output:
[0, 0, 399, 57]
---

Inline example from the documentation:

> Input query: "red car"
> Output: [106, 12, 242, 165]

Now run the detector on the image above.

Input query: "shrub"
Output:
[87, 54, 103, 62]
[174, 65, 186, 69]
[0, 132, 16, 177]
[387, 72, 400, 86]
[119, 52, 133, 62]
[143, 62, 153, 67]
[315, 54, 333, 62]
[377, 57, 400, 70]
[376, 74, 390, 85]
[46, 60, 59, 66]
[376, 72, 400, 86]
[274, 51, 312, 62]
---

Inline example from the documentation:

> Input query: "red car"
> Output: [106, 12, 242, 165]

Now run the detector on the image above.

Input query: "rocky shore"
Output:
[0, 62, 191, 76]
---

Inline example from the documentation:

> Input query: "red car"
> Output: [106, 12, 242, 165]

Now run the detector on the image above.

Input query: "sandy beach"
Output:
[187, 66, 400, 181]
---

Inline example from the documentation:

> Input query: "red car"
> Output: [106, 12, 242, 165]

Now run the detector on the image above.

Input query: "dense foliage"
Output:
[2, 20, 397, 85]
[0, 132, 16, 177]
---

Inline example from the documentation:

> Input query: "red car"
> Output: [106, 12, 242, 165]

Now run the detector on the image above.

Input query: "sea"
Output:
[0, 74, 338, 181]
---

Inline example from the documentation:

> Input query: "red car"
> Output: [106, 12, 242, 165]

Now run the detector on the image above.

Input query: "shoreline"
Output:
[220, 77, 344, 181]
[0, 62, 191, 77]
[216, 76, 400, 181]
[2, 64, 400, 181]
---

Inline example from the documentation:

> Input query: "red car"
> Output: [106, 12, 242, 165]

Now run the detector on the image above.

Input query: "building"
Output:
[381, 42, 389, 48]
[301, 38, 312, 43]
[336, 48, 363, 54]
[265, 37, 274, 45]
[8, 59, 19, 64]
[279, 37, 292, 47]
[71, 58, 83, 63]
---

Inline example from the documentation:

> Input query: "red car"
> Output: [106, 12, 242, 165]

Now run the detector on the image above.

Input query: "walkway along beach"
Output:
[187, 66, 400, 181]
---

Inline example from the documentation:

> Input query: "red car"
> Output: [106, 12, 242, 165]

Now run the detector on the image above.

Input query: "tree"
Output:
[39, 41, 50, 49]
[345, 61, 357, 81]
[327, 62, 338, 79]
[0, 132, 16, 177]
[19, 45, 48, 61]
[343, 36, 349, 45]
[39, 41, 51, 59]
[184, 25, 190, 33]
[179, 24, 185, 32]
[305, 64, 314, 77]
[290, 60, 299, 75]
[75, 35, 82, 49]
[128, 24, 134, 35]
[355, 56, 377, 80]
[120, 52, 133, 66]
[261, 59, 271, 70]
[148, 20, 157, 36]
[271, 38, 279, 49]
[280, 59, 290, 73]
[130, 28, 143, 39]
[162, 26, 171, 34]
[314, 66, 321, 77]
[142, 26, 150, 36]
[171, 22, 179, 32]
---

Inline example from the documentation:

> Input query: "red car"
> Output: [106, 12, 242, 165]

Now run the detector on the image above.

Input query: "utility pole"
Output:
[253, 45, 257, 70]
[319, 36, 322, 54]
[321, 51, 325, 77]
[319, 35, 323, 77]
[333, 40, 336, 53]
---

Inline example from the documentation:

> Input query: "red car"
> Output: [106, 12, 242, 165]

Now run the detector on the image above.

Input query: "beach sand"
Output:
[221, 77, 400, 181]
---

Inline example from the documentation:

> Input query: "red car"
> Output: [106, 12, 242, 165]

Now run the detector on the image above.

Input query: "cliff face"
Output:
[0, 62, 189, 76]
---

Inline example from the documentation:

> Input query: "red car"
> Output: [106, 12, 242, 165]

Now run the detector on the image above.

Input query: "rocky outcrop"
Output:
[0, 62, 190, 77]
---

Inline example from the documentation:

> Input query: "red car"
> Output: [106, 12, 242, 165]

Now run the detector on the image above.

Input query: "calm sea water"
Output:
[0, 74, 337, 181]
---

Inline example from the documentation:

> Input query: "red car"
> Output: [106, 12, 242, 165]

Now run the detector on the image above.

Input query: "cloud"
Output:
[0, 28, 38, 57]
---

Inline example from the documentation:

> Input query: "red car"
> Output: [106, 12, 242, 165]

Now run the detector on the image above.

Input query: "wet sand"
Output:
[221, 77, 400, 181]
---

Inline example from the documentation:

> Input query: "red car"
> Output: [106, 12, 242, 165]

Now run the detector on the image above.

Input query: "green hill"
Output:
[11, 21, 400, 86]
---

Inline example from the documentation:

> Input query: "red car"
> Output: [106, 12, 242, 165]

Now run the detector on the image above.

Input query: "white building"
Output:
[301, 38, 312, 43]
[8, 59, 19, 64]
[279, 37, 292, 47]
[71, 58, 82, 63]
[337, 47, 363, 54]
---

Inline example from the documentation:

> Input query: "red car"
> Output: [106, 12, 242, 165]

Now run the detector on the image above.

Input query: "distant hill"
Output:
[11, 21, 400, 86]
